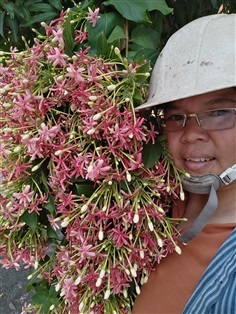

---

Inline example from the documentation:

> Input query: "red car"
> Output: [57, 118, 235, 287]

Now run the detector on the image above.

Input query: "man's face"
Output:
[165, 88, 236, 177]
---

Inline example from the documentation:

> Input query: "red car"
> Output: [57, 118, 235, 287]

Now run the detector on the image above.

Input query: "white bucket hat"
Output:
[137, 13, 236, 110]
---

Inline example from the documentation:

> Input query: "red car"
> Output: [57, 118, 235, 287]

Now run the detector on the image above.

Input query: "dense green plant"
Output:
[1, 0, 234, 313]
[1, 0, 232, 59]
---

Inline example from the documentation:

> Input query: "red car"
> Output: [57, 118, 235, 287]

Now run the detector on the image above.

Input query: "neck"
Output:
[180, 182, 236, 228]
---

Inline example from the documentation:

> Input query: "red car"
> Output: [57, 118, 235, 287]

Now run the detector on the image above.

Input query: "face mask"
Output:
[179, 164, 236, 244]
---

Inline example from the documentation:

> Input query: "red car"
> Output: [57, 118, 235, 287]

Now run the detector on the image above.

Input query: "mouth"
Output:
[184, 157, 215, 162]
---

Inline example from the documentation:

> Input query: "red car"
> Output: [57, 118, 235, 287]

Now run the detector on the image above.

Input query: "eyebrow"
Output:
[163, 97, 236, 111]
[206, 98, 236, 107]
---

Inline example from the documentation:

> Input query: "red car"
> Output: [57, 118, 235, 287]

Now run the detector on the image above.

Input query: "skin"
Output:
[165, 88, 236, 226]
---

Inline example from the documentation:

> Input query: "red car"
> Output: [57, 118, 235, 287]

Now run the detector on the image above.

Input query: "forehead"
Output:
[166, 88, 236, 112]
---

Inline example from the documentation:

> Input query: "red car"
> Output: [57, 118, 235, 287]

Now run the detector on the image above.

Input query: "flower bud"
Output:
[139, 250, 145, 259]
[55, 283, 61, 292]
[99, 269, 105, 278]
[31, 164, 40, 172]
[123, 289, 128, 298]
[87, 128, 96, 135]
[104, 289, 110, 299]
[175, 245, 182, 255]
[34, 261, 39, 269]
[158, 238, 163, 248]
[148, 221, 154, 232]
[135, 285, 141, 295]
[61, 218, 69, 228]
[98, 230, 104, 241]
[131, 268, 137, 277]
[81, 204, 88, 213]
[114, 47, 120, 55]
[55, 150, 62, 156]
[79, 302, 84, 312]
[89, 95, 98, 101]
[93, 113, 102, 121]
[180, 191, 185, 201]
[133, 213, 139, 224]
[75, 276, 81, 285]
[21, 133, 31, 140]
[126, 171, 131, 182]
[41, 22, 47, 27]
[95, 277, 102, 287]
[107, 84, 116, 91]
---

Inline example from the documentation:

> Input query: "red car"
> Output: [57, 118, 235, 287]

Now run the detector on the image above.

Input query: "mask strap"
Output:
[178, 185, 218, 244]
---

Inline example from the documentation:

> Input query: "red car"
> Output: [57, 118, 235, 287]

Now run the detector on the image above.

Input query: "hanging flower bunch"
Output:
[0, 5, 185, 314]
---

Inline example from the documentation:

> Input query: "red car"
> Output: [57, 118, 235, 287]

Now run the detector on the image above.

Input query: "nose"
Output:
[180, 116, 209, 143]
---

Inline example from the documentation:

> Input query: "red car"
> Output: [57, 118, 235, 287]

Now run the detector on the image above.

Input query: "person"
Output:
[133, 13, 236, 313]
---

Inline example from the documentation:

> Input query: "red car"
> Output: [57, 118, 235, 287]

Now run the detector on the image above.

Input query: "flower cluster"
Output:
[0, 8, 183, 314]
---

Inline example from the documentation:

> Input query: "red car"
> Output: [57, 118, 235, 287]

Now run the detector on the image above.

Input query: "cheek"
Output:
[166, 134, 179, 157]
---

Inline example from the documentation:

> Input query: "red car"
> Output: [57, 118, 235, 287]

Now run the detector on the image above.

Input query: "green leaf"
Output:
[5, 16, 19, 43]
[135, 48, 159, 68]
[0, 11, 5, 38]
[131, 24, 160, 49]
[96, 32, 109, 57]
[27, 3, 56, 13]
[0, 1, 16, 19]
[63, 8, 75, 56]
[47, 225, 59, 239]
[43, 194, 55, 213]
[20, 211, 38, 230]
[107, 25, 127, 43]
[24, 0, 44, 7]
[20, 6, 31, 20]
[134, 61, 150, 84]
[133, 88, 143, 105]
[87, 11, 123, 54]
[142, 138, 163, 168]
[103, 0, 172, 24]
[31, 292, 51, 312]
[48, 0, 63, 11]
[21, 11, 58, 27]
[75, 183, 96, 197]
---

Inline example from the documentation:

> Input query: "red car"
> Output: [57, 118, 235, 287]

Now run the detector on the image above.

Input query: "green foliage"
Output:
[1, 0, 229, 66]
[0, 0, 74, 50]
[28, 280, 61, 313]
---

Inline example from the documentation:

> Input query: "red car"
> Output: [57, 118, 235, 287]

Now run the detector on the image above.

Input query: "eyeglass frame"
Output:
[157, 108, 236, 132]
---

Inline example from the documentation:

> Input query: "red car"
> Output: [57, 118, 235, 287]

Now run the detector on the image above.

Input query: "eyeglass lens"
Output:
[163, 109, 236, 131]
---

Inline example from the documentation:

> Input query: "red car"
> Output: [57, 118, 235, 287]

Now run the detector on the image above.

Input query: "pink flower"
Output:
[13, 185, 34, 207]
[86, 7, 100, 27]
[61, 277, 77, 299]
[52, 27, 64, 47]
[66, 64, 85, 83]
[38, 122, 60, 142]
[77, 244, 96, 261]
[75, 30, 88, 43]
[85, 159, 111, 180]
[47, 47, 68, 67]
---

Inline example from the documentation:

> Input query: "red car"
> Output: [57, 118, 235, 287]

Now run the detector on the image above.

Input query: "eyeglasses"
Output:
[160, 108, 236, 132]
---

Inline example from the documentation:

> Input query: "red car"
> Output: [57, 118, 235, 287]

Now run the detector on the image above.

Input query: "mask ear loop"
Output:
[179, 185, 218, 244]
